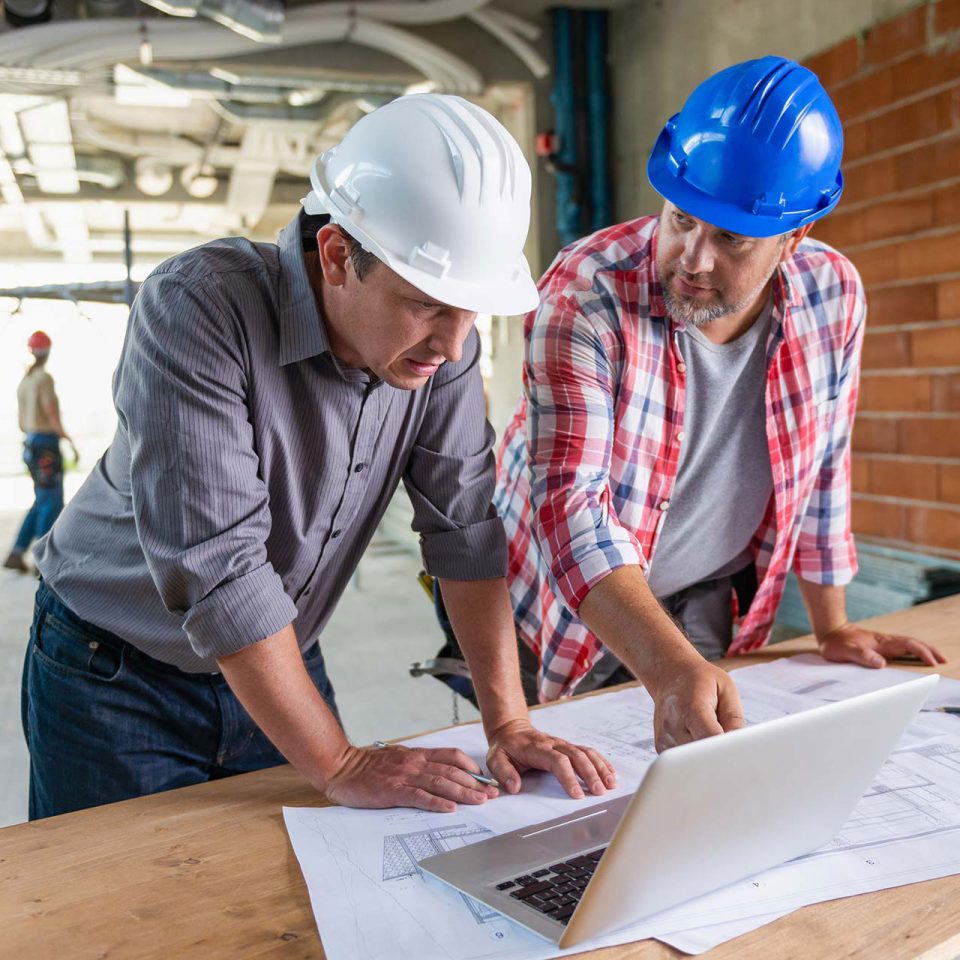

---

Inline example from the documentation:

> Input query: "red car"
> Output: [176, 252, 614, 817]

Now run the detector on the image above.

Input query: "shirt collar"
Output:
[276, 210, 332, 367]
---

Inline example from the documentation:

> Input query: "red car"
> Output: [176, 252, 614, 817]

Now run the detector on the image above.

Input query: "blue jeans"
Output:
[13, 433, 64, 553]
[22, 580, 340, 820]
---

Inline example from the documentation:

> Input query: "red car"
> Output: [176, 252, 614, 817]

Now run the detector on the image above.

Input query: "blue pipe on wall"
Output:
[584, 9, 612, 233]
[551, 7, 581, 247]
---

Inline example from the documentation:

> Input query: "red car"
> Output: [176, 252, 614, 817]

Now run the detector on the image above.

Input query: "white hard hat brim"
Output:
[386, 254, 541, 317]
[305, 189, 541, 316]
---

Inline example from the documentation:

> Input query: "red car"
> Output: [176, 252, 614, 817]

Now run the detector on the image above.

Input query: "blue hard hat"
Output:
[647, 56, 844, 238]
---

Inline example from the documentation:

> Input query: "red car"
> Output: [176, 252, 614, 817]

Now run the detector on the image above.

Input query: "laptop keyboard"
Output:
[492, 848, 606, 925]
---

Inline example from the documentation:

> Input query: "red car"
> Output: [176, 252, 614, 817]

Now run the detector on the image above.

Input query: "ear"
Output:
[316, 224, 351, 287]
[780, 223, 814, 262]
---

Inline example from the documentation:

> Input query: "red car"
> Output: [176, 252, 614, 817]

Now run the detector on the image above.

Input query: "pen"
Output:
[922, 707, 960, 716]
[373, 741, 500, 788]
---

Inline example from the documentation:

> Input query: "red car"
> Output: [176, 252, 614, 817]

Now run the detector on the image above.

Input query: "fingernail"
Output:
[573, 787, 584, 799]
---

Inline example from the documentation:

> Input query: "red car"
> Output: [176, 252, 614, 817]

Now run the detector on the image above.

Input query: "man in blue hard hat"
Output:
[494, 56, 946, 750]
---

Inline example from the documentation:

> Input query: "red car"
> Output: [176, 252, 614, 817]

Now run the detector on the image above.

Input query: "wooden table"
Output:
[3, 596, 960, 959]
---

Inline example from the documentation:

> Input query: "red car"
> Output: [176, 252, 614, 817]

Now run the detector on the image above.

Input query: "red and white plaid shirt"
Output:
[495, 216, 865, 701]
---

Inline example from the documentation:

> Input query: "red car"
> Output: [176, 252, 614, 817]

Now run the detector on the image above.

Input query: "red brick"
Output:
[869, 456, 941, 499]
[906, 502, 960, 551]
[940, 462, 960, 502]
[931, 179, 960, 226]
[932, 372, 960, 410]
[868, 283, 938, 324]
[852, 496, 908, 539]
[897, 228, 960, 279]
[898, 416, 960, 455]
[862, 329, 912, 366]
[852, 455, 872, 491]
[865, 5, 928, 66]
[833, 46, 960, 123]
[813, 209, 866, 249]
[863, 193, 935, 242]
[803, 36, 861, 89]
[860, 373, 932, 410]
[853, 416, 899, 453]
[851, 243, 900, 286]
[846, 87, 960, 164]
[935, 0, 960, 35]
[937, 279, 960, 316]
[912, 324, 960, 364]
[842, 154, 897, 207]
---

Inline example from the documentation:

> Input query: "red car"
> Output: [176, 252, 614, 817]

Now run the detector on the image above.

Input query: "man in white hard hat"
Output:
[24, 94, 615, 820]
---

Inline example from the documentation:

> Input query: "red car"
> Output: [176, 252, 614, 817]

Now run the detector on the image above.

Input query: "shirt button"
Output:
[331, 529, 342, 539]
[354, 463, 365, 473]
[677, 362, 687, 374]
[676, 431, 685, 442]
[659, 500, 670, 512]
[88, 641, 99, 650]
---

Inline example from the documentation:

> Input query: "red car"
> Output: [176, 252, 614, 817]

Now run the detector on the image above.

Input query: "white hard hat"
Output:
[303, 93, 539, 317]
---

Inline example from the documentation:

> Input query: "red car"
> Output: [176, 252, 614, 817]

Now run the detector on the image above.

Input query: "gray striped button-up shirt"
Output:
[35, 211, 507, 673]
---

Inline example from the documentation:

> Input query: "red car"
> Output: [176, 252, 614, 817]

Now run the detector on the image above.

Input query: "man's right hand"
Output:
[647, 653, 745, 753]
[322, 743, 499, 813]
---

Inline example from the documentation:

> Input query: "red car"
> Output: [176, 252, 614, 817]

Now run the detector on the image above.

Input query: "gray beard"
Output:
[658, 254, 782, 328]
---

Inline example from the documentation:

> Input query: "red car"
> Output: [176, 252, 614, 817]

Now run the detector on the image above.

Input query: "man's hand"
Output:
[818, 623, 946, 669]
[485, 718, 617, 800]
[323, 743, 499, 814]
[648, 654, 746, 753]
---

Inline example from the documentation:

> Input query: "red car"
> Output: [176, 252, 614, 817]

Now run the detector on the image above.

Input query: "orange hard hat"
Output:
[27, 330, 52, 352]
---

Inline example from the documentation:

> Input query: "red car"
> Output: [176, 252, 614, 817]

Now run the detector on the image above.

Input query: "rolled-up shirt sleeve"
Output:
[792, 276, 865, 587]
[114, 271, 297, 659]
[526, 291, 646, 613]
[403, 327, 507, 580]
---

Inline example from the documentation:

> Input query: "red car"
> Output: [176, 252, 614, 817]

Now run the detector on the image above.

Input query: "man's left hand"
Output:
[817, 623, 947, 669]
[485, 719, 617, 800]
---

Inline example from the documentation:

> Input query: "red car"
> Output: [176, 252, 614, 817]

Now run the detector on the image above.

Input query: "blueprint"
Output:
[284, 660, 960, 958]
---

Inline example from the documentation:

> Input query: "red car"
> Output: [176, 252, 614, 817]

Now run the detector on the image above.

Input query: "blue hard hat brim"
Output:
[646, 126, 843, 239]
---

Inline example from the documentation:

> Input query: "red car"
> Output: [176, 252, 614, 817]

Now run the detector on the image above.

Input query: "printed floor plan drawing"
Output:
[383, 823, 500, 924]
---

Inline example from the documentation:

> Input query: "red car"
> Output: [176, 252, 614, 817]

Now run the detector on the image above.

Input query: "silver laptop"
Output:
[421, 674, 937, 948]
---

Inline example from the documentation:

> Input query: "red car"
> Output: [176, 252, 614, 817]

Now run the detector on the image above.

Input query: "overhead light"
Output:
[404, 81, 437, 95]
[287, 89, 326, 108]
[181, 162, 219, 199]
[134, 157, 174, 197]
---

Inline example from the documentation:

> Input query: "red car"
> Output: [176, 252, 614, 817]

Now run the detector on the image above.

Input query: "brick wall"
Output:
[808, 1, 960, 559]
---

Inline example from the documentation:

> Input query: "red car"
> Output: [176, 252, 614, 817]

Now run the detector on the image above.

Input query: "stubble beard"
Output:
[658, 246, 783, 328]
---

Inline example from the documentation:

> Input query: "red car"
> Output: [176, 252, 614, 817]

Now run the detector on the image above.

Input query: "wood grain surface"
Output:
[2, 596, 958, 959]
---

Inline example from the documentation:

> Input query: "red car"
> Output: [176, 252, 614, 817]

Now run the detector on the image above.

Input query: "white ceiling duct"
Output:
[0, 10, 484, 94]
[141, 0, 285, 44]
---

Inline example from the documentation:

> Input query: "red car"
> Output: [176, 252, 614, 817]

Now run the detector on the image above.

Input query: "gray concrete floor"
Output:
[0, 472, 478, 828]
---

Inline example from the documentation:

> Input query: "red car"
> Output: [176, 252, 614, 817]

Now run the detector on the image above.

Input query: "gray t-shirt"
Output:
[645, 298, 774, 599]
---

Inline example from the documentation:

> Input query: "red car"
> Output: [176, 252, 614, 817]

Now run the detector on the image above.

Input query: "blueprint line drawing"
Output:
[382, 823, 500, 924]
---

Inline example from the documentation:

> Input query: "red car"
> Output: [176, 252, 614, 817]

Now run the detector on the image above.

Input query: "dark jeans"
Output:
[13, 433, 64, 553]
[430, 565, 757, 705]
[22, 580, 339, 820]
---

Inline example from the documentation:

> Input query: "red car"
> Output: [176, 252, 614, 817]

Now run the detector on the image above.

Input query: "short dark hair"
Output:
[341, 228, 380, 282]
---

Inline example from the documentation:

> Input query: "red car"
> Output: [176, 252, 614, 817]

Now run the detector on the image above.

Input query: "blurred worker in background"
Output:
[4, 331, 77, 573]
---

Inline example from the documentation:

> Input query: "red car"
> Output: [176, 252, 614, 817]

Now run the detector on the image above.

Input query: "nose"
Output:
[679, 228, 714, 276]
[427, 309, 477, 364]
